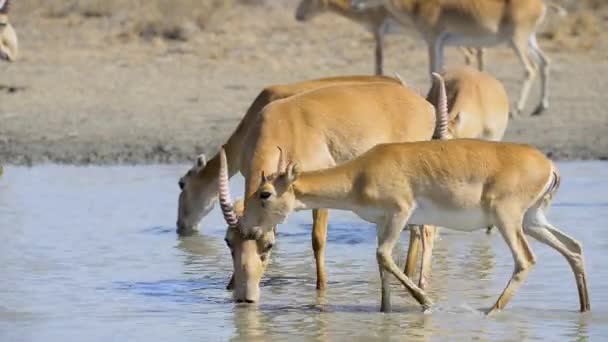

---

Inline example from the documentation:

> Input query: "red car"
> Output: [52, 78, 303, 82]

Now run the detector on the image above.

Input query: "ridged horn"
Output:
[277, 146, 286, 174]
[431, 72, 449, 140]
[219, 147, 239, 228]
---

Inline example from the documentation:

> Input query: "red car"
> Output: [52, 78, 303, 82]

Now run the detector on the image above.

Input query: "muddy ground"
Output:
[0, 1, 607, 165]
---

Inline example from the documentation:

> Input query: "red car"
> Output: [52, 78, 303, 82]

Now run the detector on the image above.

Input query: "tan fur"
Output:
[222, 81, 438, 303]
[177, 74, 398, 236]
[0, 0, 18, 62]
[295, 0, 482, 74]
[427, 65, 509, 140]
[240, 139, 590, 313]
[352, 0, 561, 116]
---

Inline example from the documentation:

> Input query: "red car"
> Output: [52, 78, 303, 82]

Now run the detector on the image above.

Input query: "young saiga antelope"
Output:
[405, 65, 510, 288]
[223, 139, 590, 313]
[0, 0, 18, 62]
[177, 75, 398, 236]
[295, 0, 483, 75]
[351, 0, 566, 116]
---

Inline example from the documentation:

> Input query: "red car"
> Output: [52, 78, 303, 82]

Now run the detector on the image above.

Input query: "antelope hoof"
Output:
[531, 103, 548, 116]
[509, 109, 522, 119]
[486, 225, 494, 234]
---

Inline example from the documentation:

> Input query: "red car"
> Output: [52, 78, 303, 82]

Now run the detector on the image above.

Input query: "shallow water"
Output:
[0, 162, 607, 341]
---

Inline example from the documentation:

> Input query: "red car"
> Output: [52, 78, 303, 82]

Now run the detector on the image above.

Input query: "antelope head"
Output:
[295, 0, 328, 21]
[218, 147, 277, 303]
[0, 0, 17, 62]
[176, 153, 218, 235]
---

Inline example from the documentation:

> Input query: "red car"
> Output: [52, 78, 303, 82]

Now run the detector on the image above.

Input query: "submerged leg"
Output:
[312, 208, 329, 290]
[404, 225, 421, 277]
[418, 225, 437, 290]
[377, 213, 432, 312]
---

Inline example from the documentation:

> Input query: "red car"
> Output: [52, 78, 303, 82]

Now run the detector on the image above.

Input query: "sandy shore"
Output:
[1, 2, 607, 165]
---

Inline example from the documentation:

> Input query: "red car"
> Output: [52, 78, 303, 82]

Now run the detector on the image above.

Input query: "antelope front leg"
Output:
[377, 213, 433, 312]
[312, 208, 329, 290]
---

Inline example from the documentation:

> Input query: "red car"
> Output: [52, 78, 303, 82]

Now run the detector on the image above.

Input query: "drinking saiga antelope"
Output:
[294, 0, 483, 75]
[0, 0, 17, 62]
[350, 0, 567, 116]
[177, 75, 419, 292]
[177, 74, 398, 236]
[405, 65, 510, 288]
[215, 78, 447, 302]
[222, 139, 590, 314]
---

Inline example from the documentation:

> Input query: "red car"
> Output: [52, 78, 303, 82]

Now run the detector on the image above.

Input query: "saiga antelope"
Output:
[177, 75, 413, 292]
[0, 0, 17, 62]
[177, 75, 397, 235]
[350, 0, 566, 116]
[222, 140, 590, 314]
[294, 0, 483, 75]
[216, 80, 445, 302]
[405, 65, 510, 289]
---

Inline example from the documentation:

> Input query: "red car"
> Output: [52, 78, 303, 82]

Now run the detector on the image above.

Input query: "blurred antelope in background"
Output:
[295, 0, 484, 75]
[350, 0, 567, 116]
[0, 0, 18, 62]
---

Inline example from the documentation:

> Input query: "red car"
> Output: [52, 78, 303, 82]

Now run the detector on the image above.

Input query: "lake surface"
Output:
[0, 162, 607, 341]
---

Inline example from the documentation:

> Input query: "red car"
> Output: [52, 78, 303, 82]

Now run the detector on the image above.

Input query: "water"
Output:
[0, 162, 607, 341]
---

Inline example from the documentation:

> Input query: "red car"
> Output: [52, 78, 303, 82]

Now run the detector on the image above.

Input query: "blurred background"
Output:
[0, 0, 606, 164]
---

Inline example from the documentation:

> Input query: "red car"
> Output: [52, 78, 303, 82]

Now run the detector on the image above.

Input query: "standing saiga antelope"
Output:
[222, 139, 590, 314]
[216, 79, 448, 302]
[405, 65, 510, 289]
[0, 0, 17, 62]
[350, 0, 566, 116]
[295, 0, 484, 75]
[177, 74, 398, 236]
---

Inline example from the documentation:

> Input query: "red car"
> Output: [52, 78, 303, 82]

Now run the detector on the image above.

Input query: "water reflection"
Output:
[0, 163, 606, 340]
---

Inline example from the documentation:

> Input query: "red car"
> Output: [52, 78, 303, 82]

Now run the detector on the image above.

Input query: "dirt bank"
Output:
[1, 1, 607, 165]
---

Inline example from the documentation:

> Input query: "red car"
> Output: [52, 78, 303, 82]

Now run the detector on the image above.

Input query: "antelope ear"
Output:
[452, 111, 462, 126]
[233, 198, 245, 217]
[193, 153, 207, 172]
[285, 162, 301, 183]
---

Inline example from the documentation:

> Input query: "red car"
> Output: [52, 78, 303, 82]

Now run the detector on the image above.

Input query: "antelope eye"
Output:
[264, 243, 274, 251]
[260, 191, 272, 200]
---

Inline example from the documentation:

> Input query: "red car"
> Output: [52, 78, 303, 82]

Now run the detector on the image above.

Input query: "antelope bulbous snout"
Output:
[176, 220, 199, 236]
[234, 281, 261, 304]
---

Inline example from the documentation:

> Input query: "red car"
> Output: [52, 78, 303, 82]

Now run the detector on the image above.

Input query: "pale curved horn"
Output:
[276, 146, 286, 174]
[219, 147, 239, 227]
[0, 0, 10, 14]
[431, 72, 448, 140]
